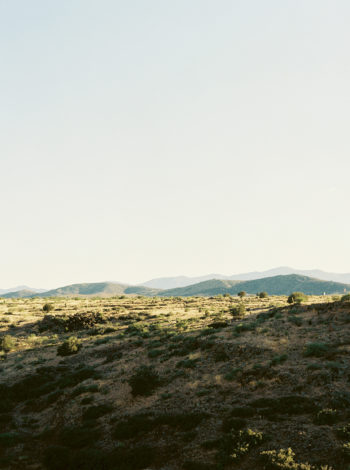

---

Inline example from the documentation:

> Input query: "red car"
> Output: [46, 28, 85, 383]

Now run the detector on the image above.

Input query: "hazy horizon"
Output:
[2, 1, 350, 288]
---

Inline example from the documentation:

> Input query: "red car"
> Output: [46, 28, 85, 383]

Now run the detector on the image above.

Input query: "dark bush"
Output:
[250, 395, 317, 416]
[230, 406, 255, 418]
[0, 432, 21, 447]
[183, 462, 217, 470]
[287, 292, 308, 304]
[315, 408, 339, 425]
[259, 291, 268, 298]
[114, 414, 154, 439]
[66, 312, 105, 331]
[43, 303, 54, 313]
[222, 417, 247, 432]
[82, 404, 113, 421]
[208, 321, 228, 329]
[59, 426, 101, 448]
[113, 412, 206, 440]
[39, 312, 105, 333]
[43, 445, 72, 470]
[109, 445, 155, 470]
[304, 342, 330, 357]
[129, 366, 161, 396]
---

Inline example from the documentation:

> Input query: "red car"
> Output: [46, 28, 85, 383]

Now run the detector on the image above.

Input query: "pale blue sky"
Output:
[1, 0, 350, 288]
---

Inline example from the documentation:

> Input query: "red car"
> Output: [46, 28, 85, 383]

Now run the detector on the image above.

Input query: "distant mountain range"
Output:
[0, 286, 46, 295]
[140, 266, 350, 289]
[1, 274, 349, 298]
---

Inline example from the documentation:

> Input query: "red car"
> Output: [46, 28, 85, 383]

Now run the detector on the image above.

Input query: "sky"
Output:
[1, 0, 350, 288]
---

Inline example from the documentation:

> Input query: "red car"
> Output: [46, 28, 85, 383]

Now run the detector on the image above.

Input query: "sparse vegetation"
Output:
[0, 294, 347, 469]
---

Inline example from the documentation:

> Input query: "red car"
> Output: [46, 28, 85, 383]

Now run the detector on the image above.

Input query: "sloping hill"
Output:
[2, 289, 38, 299]
[159, 279, 241, 297]
[159, 274, 350, 296]
[35, 282, 159, 298]
[0, 286, 46, 295]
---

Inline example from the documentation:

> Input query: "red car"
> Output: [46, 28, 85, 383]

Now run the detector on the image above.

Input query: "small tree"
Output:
[237, 291, 246, 298]
[259, 291, 268, 299]
[287, 292, 308, 304]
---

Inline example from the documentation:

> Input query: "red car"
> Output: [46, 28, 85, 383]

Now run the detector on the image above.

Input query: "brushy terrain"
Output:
[0, 294, 349, 469]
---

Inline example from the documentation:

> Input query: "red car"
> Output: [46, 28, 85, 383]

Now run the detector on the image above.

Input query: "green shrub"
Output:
[234, 321, 257, 333]
[341, 293, 350, 303]
[129, 366, 161, 396]
[287, 292, 308, 304]
[270, 354, 288, 366]
[224, 368, 242, 381]
[288, 316, 303, 326]
[260, 448, 313, 469]
[237, 291, 246, 298]
[57, 336, 82, 356]
[259, 291, 268, 298]
[176, 358, 198, 369]
[304, 342, 330, 357]
[0, 335, 15, 352]
[147, 349, 163, 358]
[43, 303, 54, 313]
[229, 304, 246, 316]
[208, 321, 228, 329]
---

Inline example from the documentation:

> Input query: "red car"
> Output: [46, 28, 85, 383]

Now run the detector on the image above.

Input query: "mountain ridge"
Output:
[158, 274, 350, 297]
[2, 274, 349, 298]
[140, 266, 350, 289]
